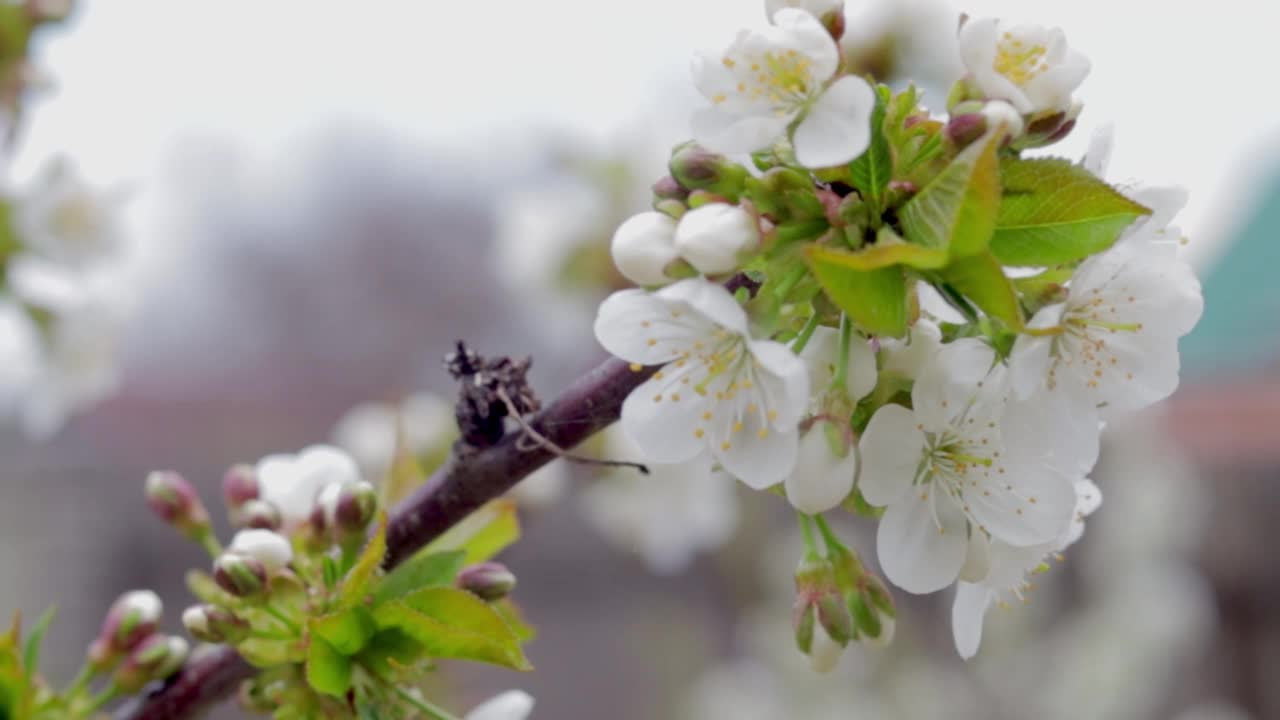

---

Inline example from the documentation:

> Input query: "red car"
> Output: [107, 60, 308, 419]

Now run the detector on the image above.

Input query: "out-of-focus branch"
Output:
[116, 274, 756, 720]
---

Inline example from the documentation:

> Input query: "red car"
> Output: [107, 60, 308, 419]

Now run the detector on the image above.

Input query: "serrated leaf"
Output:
[940, 253, 1024, 329]
[849, 85, 892, 211]
[339, 513, 388, 608]
[990, 157, 1150, 266]
[805, 231, 948, 272]
[493, 600, 537, 643]
[899, 130, 1001, 257]
[21, 608, 54, 677]
[311, 608, 377, 656]
[372, 602, 530, 671]
[807, 249, 908, 338]
[372, 550, 466, 606]
[422, 500, 520, 565]
[305, 637, 351, 697]
[355, 628, 427, 679]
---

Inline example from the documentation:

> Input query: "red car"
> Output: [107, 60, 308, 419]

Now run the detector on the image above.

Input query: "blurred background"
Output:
[0, 0, 1277, 718]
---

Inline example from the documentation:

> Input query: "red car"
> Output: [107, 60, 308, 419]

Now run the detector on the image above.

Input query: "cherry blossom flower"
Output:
[958, 17, 1090, 115]
[255, 445, 363, 526]
[858, 339, 1077, 593]
[691, 9, 875, 168]
[465, 690, 535, 720]
[594, 278, 809, 489]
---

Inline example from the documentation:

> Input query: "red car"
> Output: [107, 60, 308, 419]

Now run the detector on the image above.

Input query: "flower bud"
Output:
[793, 556, 852, 656]
[228, 529, 293, 574]
[222, 464, 260, 510]
[113, 635, 189, 693]
[651, 175, 689, 203]
[673, 203, 759, 275]
[457, 562, 517, 601]
[610, 211, 681, 287]
[237, 499, 282, 531]
[945, 113, 987, 149]
[145, 471, 211, 538]
[182, 604, 250, 645]
[668, 142, 748, 199]
[87, 589, 163, 670]
[807, 623, 844, 674]
[1013, 101, 1082, 150]
[785, 422, 856, 515]
[213, 553, 268, 599]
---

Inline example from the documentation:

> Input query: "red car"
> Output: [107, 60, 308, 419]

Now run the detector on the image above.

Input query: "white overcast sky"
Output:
[14, 0, 1280, 278]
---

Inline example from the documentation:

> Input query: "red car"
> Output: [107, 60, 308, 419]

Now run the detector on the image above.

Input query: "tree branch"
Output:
[117, 273, 756, 719]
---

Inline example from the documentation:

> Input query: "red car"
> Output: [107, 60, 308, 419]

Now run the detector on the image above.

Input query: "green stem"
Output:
[790, 311, 823, 354]
[813, 515, 847, 556]
[82, 683, 121, 716]
[833, 313, 853, 391]
[195, 530, 223, 559]
[63, 665, 95, 700]
[772, 265, 808, 300]
[798, 514, 820, 558]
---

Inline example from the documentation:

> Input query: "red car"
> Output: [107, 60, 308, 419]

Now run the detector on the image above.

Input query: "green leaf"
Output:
[372, 550, 466, 606]
[940, 253, 1024, 329]
[21, 608, 54, 677]
[311, 608, 377, 656]
[849, 85, 892, 212]
[806, 247, 909, 338]
[990, 157, 1150, 266]
[422, 500, 520, 565]
[493, 600, 537, 643]
[899, 130, 1001, 257]
[339, 513, 388, 608]
[805, 230, 948, 271]
[372, 588, 530, 671]
[305, 637, 351, 697]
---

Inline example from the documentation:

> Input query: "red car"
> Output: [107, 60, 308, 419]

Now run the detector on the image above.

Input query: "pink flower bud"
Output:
[88, 589, 162, 670]
[113, 635, 188, 693]
[145, 471, 210, 538]
[456, 562, 517, 602]
[213, 554, 267, 599]
[182, 605, 250, 644]
[236, 499, 282, 531]
[221, 464, 260, 510]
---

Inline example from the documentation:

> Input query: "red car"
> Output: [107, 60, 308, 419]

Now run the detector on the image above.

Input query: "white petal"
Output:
[769, 8, 840, 81]
[951, 582, 993, 659]
[785, 424, 857, 513]
[881, 319, 943, 380]
[876, 490, 968, 594]
[748, 339, 810, 427]
[657, 278, 750, 335]
[594, 289, 700, 365]
[690, 107, 791, 156]
[1002, 386, 1100, 477]
[911, 339, 996, 433]
[807, 623, 844, 674]
[228, 529, 293, 573]
[858, 404, 923, 506]
[620, 376, 707, 465]
[716, 418, 799, 490]
[800, 326, 878, 403]
[1083, 123, 1114, 178]
[1008, 304, 1063, 399]
[966, 457, 1076, 546]
[959, 529, 991, 583]
[465, 690, 535, 720]
[792, 76, 875, 168]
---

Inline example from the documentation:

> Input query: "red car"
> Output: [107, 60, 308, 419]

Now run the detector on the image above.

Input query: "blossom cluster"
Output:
[594, 0, 1203, 664]
[143, 446, 536, 720]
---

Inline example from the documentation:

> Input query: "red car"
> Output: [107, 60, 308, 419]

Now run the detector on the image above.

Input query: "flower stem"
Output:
[64, 665, 95, 699]
[833, 313, 852, 391]
[261, 605, 301, 636]
[84, 683, 121, 716]
[772, 265, 808, 299]
[813, 515, 847, 556]
[195, 530, 223, 560]
[798, 514, 820, 558]
[790, 311, 823, 354]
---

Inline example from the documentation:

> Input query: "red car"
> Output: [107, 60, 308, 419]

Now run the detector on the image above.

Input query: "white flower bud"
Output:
[980, 100, 1024, 138]
[120, 590, 162, 624]
[807, 623, 843, 674]
[674, 204, 759, 275]
[610, 212, 680, 286]
[765, 0, 843, 21]
[181, 606, 208, 638]
[228, 529, 293, 573]
[785, 423, 856, 514]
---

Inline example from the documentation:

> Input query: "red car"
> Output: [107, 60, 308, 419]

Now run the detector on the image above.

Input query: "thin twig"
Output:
[499, 386, 649, 475]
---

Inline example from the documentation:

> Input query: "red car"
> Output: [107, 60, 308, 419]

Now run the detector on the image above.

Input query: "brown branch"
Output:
[116, 273, 756, 719]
